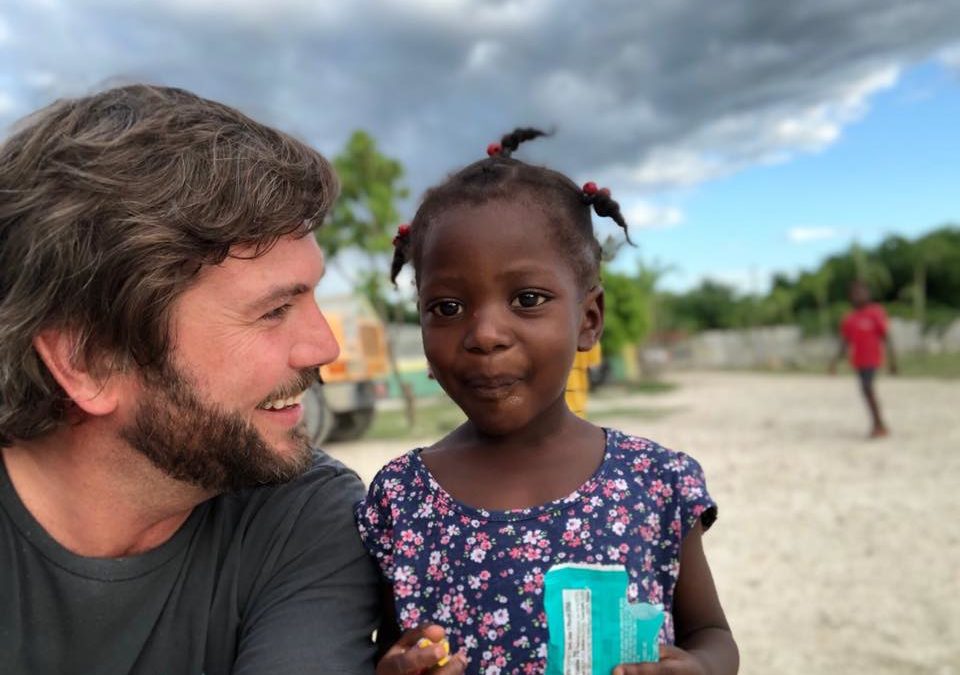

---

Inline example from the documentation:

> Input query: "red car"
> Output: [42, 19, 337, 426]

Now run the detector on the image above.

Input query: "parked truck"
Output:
[299, 291, 390, 446]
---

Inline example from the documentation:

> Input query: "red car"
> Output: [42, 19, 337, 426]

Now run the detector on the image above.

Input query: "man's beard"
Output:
[120, 361, 319, 493]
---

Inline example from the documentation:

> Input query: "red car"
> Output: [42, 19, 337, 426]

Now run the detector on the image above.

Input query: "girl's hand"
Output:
[376, 624, 467, 675]
[613, 645, 708, 675]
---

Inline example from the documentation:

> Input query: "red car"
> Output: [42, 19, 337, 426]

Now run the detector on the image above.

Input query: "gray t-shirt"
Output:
[0, 451, 379, 674]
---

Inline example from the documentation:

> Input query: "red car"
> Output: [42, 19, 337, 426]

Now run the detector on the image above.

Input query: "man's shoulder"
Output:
[211, 451, 365, 543]
[241, 450, 361, 499]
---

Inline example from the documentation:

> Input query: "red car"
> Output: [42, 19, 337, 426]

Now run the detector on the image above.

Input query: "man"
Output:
[0, 85, 463, 675]
[829, 279, 898, 438]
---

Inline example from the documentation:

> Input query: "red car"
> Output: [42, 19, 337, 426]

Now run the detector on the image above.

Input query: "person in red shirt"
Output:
[829, 280, 898, 437]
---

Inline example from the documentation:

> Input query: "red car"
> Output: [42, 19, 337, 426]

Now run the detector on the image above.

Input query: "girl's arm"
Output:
[670, 520, 739, 674]
[614, 520, 739, 675]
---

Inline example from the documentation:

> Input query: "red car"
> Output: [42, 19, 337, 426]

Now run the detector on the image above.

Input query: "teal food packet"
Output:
[544, 563, 664, 675]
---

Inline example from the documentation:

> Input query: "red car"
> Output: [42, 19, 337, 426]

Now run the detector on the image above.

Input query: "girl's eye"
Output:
[512, 292, 548, 309]
[262, 304, 292, 321]
[429, 301, 463, 317]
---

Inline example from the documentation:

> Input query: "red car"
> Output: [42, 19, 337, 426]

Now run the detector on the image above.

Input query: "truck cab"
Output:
[300, 291, 389, 446]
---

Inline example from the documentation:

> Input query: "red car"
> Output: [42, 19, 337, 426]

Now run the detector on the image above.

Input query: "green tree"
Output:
[796, 266, 833, 335]
[317, 130, 409, 306]
[668, 280, 742, 331]
[850, 240, 892, 296]
[316, 130, 417, 426]
[600, 270, 651, 355]
[898, 228, 960, 328]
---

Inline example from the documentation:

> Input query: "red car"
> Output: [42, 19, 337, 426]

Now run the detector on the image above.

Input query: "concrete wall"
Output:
[663, 318, 960, 370]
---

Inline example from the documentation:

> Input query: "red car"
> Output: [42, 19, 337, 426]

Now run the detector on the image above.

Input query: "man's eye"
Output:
[429, 301, 463, 317]
[262, 304, 292, 321]
[512, 292, 548, 309]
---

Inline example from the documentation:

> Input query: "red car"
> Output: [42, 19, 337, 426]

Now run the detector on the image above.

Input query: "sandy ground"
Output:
[326, 371, 960, 675]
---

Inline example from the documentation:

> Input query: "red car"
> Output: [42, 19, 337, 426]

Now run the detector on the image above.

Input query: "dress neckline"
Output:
[409, 427, 615, 522]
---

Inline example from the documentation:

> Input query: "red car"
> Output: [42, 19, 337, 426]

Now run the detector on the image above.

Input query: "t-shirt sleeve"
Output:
[670, 451, 717, 540]
[873, 305, 889, 337]
[231, 462, 379, 675]
[354, 468, 398, 582]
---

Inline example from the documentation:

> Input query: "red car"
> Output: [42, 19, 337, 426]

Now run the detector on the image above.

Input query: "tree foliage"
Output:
[658, 225, 960, 335]
[316, 130, 409, 310]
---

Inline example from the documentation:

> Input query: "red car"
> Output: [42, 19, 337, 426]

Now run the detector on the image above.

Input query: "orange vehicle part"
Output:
[301, 292, 390, 446]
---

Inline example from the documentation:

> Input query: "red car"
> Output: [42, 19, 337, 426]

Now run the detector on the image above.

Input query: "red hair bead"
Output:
[582, 181, 598, 195]
[486, 142, 502, 157]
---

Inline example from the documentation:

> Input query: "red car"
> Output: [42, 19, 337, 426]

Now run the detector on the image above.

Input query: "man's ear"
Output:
[32, 329, 120, 417]
[578, 286, 604, 351]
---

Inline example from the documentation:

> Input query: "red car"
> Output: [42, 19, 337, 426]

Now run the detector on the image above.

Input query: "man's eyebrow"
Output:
[245, 283, 312, 314]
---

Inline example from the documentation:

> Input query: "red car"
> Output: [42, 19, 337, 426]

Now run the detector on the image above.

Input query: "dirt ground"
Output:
[327, 371, 960, 675]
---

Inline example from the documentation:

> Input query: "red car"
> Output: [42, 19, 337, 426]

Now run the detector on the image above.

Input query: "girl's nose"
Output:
[463, 306, 513, 354]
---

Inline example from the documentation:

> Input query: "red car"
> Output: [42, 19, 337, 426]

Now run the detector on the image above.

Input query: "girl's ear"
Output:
[578, 286, 604, 351]
[32, 329, 122, 417]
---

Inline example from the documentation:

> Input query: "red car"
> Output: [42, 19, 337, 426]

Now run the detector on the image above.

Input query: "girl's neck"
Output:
[422, 404, 607, 511]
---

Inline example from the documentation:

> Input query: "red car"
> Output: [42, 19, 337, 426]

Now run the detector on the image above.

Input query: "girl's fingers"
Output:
[377, 625, 453, 675]
[434, 650, 468, 674]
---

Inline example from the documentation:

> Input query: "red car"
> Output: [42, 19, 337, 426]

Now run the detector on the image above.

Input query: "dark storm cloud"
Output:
[2, 0, 959, 205]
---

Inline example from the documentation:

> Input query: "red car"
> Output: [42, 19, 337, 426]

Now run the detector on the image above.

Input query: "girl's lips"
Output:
[464, 375, 522, 400]
[465, 375, 521, 388]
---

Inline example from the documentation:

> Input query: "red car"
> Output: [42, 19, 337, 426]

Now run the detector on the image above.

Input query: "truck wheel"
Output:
[299, 384, 334, 447]
[328, 408, 375, 442]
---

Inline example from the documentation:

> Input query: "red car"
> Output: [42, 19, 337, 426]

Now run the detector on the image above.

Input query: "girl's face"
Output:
[417, 198, 603, 437]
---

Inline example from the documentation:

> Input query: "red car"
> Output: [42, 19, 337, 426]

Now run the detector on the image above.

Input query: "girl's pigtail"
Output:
[486, 127, 550, 158]
[581, 182, 635, 246]
[390, 223, 412, 286]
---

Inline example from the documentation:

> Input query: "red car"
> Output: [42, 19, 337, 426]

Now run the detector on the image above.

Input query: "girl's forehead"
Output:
[418, 202, 580, 284]
[428, 199, 554, 241]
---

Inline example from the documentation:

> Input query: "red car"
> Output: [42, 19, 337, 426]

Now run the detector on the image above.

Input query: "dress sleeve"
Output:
[671, 451, 717, 540]
[354, 467, 398, 582]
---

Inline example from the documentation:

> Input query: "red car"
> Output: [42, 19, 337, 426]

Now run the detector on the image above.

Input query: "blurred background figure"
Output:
[830, 280, 898, 438]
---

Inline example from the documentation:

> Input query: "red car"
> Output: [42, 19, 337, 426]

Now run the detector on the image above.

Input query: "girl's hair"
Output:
[391, 128, 632, 289]
[0, 84, 338, 446]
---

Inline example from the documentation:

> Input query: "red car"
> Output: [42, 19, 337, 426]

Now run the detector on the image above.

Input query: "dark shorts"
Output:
[857, 367, 877, 392]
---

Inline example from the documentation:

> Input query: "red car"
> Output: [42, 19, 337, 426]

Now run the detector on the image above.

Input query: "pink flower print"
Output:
[399, 602, 421, 625]
[647, 580, 663, 604]
[522, 529, 543, 544]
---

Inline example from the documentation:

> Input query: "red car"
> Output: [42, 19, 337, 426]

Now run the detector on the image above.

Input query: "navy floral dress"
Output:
[355, 429, 717, 675]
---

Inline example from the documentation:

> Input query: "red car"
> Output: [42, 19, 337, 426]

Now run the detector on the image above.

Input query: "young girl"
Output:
[357, 129, 738, 675]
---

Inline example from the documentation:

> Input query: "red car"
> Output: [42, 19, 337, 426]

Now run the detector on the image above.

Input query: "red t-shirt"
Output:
[841, 303, 888, 369]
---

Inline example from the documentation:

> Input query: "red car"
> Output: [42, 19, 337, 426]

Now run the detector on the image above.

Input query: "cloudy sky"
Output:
[2, 0, 959, 292]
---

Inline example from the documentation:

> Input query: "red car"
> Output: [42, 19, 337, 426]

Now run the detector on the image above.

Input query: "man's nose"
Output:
[289, 299, 340, 369]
